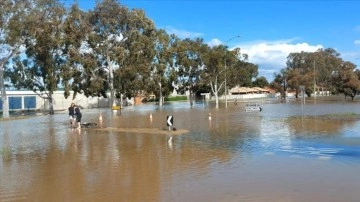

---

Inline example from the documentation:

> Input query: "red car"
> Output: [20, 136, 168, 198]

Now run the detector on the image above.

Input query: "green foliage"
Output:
[0, 147, 12, 159]
[173, 37, 207, 105]
[5, 0, 67, 114]
[165, 96, 187, 101]
[253, 76, 269, 88]
[272, 48, 359, 100]
[1, 0, 36, 118]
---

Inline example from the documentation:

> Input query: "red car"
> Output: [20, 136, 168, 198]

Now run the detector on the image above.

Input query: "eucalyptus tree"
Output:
[286, 48, 343, 96]
[253, 76, 269, 88]
[6, 0, 66, 115]
[286, 67, 314, 98]
[172, 37, 206, 106]
[144, 29, 176, 106]
[286, 51, 314, 96]
[331, 61, 360, 101]
[313, 48, 343, 89]
[228, 50, 258, 88]
[62, 2, 92, 99]
[113, 8, 156, 104]
[270, 69, 288, 99]
[75, 0, 129, 106]
[201, 44, 244, 108]
[1, 0, 33, 118]
[201, 45, 226, 108]
[75, 0, 156, 107]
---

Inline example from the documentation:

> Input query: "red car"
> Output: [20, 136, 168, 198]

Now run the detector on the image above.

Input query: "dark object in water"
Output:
[81, 122, 98, 128]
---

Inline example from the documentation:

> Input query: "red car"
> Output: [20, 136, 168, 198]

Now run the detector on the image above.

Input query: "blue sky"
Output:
[68, 0, 360, 81]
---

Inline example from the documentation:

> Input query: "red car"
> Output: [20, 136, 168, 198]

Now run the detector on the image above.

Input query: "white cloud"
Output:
[208, 38, 222, 47]
[205, 37, 322, 81]
[342, 51, 360, 67]
[165, 26, 203, 39]
[235, 41, 323, 81]
[354, 40, 360, 45]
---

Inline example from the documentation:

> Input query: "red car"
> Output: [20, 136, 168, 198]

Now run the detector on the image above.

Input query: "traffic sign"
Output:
[167, 116, 173, 126]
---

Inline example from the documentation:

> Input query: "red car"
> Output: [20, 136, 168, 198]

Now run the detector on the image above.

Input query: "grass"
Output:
[164, 96, 188, 102]
[146, 95, 188, 102]
[0, 147, 12, 159]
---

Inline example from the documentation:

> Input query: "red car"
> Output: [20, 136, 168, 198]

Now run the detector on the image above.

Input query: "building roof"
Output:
[229, 86, 271, 94]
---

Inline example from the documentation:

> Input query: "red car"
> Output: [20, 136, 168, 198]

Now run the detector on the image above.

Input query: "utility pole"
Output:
[224, 35, 240, 108]
[313, 60, 316, 99]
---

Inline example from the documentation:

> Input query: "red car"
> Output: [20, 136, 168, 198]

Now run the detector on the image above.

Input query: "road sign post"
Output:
[167, 115, 173, 131]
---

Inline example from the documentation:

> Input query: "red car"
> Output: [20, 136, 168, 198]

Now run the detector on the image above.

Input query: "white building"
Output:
[0, 90, 110, 112]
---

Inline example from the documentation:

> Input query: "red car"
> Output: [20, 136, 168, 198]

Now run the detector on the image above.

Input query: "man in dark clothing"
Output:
[74, 105, 82, 129]
[68, 103, 75, 127]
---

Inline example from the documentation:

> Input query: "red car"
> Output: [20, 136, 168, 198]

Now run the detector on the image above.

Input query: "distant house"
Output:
[229, 86, 271, 95]
[225, 86, 274, 100]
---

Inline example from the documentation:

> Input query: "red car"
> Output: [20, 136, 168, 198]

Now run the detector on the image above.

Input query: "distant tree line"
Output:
[1, 0, 358, 118]
[270, 48, 360, 101]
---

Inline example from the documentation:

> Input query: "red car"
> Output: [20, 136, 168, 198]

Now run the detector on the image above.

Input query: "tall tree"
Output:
[145, 29, 176, 106]
[270, 69, 288, 99]
[79, 0, 130, 106]
[286, 51, 314, 96]
[253, 76, 269, 88]
[1, 0, 33, 118]
[7, 0, 66, 115]
[114, 8, 156, 104]
[62, 2, 91, 99]
[286, 48, 343, 96]
[332, 61, 360, 101]
[172, 38, 206, 106]
[228, 50, 258, 88]
[202, 45, 246, 108]
[313, 48, 343, 89]
[202, 45, 226, 108]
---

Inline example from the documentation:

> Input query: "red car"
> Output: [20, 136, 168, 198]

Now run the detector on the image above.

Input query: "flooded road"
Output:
[1, 99, 360, 202]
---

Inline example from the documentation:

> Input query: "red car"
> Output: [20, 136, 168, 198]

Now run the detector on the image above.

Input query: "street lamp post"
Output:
[224, 35, 240, 108]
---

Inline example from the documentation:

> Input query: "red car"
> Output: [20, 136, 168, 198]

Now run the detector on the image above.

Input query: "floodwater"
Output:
[1, 98, 360, 202]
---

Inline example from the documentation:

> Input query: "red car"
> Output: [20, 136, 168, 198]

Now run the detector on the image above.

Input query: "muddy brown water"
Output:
[1, 98, 360, 202]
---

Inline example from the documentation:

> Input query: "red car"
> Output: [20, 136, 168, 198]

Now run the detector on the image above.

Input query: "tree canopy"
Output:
[271, 48, 360, 100]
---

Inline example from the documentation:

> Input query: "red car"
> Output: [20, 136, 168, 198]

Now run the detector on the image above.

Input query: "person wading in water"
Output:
[68, 103, 76, 127]
[74, 105, 82, 129]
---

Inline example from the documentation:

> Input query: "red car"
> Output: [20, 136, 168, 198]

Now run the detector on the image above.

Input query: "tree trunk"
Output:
[1, 95, 10, 118]
[215, 94, 219, 108]
[189, 89, 193, 106]
[0, 64, 10, 118]
[159, 82, 163, 106]
[211, 82, 220, 109]
[107, 55, 115, 107]
[48, 94, 54, 115]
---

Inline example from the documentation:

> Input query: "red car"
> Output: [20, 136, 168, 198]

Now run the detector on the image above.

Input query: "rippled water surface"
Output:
[1, 99, 360, 202]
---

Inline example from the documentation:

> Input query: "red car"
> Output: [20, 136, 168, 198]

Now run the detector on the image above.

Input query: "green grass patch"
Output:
[0, 147, 12, 159]
[146, 96, 188, 102]
[164, 96, 188, 101]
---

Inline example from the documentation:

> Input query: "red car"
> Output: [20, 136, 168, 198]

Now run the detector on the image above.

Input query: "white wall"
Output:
[1, 90, 110, 111]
